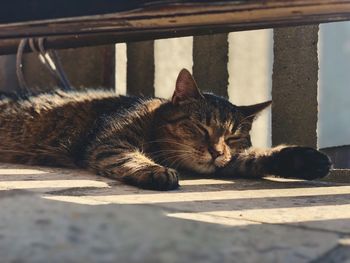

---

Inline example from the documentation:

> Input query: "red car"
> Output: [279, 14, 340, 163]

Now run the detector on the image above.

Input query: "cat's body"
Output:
[0, 89, 141, 166]
[0, 69, 331, 190]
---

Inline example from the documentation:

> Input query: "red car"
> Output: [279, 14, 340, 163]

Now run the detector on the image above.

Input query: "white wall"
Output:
[115, 43, 127, 95]
[228, 30, 273, 148]
[154, 37, 193, 98]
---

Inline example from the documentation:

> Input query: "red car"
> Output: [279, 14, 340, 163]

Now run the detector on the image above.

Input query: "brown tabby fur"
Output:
[0, 69, 331, 190]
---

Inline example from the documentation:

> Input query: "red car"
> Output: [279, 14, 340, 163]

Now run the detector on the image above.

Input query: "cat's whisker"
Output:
[150, 146, 196, 155]
[151, 149, 182, 154]
[162, 154, 185, 170]
[143, 139, 193, 147]
[153, 151, 184, 162]
[158, 150, 203, 170]
[151, 150, 203, 162]
[239, 113, 259, 124]
[153, 155, 187, 162]
[151, 149, 194, 156]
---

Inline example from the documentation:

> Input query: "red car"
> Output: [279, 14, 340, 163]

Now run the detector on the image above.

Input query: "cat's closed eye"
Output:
[225, 135, 244, 145]
[180, 122, 208, 139]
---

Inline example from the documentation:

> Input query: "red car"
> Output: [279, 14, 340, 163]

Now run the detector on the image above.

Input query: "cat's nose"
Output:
[208, 147, 223, 160]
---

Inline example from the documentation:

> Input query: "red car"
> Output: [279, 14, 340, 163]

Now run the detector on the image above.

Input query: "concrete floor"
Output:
[0, 163, 349, 263]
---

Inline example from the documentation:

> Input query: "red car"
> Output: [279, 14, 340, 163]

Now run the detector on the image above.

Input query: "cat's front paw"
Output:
[269, 147, 332, 180]
[136, 167, 180, 191]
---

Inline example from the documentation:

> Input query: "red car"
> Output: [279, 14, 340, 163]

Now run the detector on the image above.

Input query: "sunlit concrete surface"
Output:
[0, 163, 349, 263]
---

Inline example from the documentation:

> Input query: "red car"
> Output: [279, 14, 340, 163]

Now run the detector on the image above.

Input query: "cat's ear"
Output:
[238, 100, 272, 119]
[172, 68, 204, 105]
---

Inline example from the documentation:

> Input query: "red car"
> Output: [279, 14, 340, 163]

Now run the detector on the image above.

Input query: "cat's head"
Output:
[154, 69, 271, 174]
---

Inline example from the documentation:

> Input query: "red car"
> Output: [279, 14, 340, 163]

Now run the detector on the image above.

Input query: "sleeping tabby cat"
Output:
[0, 69, 331, 190]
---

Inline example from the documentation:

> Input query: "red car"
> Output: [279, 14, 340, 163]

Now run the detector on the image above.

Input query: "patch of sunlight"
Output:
[0, 168, 47, 175]
[264, 176, 304, 182]
[206, 204, 350, 223]
[339, 239, 350, 245]
[42, 195, 109, 205]
[42, 186, 350, 205]
[180, 179, 234, 186]
[167, 212, 260, 226]
[0, 180, 109, 190]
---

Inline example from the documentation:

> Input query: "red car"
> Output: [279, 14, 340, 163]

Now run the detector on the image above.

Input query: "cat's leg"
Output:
[218, 145, 332, 180]
[265, 146, 332, 180]
[87, 145, 179, 190]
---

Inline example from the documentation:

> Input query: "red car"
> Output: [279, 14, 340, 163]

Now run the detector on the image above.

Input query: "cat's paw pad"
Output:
[138, 167, 179, 191]
[270, 147, 332, 180]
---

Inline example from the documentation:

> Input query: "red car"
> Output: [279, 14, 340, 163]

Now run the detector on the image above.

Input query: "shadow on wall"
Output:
[321, 145, 350, 169]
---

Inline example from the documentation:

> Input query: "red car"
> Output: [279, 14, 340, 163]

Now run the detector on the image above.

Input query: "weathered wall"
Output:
[0, 55, 19, 93]
[272, 26, 319, 148]
[193, 34, 229, 98]
[127, 41, 154, 96]
[0, 46, 115, 95]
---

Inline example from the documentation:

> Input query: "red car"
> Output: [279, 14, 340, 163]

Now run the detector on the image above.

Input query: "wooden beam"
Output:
[0, 1, 152, 23]
[0, 1, 350, 53]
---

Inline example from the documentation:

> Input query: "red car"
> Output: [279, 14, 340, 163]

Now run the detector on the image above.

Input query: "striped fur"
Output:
[0, 69, 331, 190]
